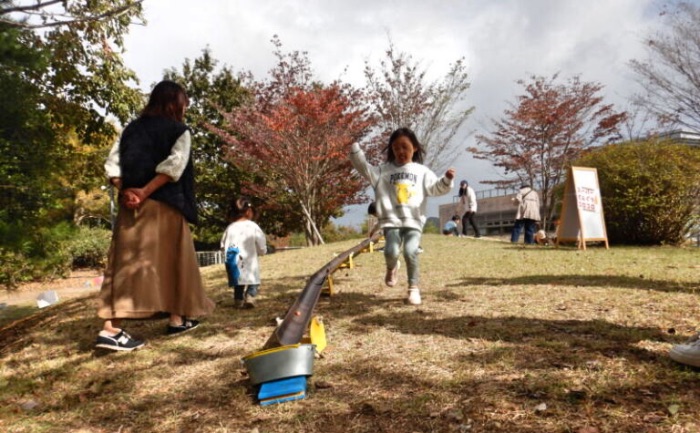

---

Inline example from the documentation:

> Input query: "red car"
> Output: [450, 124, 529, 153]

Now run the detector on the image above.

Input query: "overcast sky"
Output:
[122, 0, 670, 227]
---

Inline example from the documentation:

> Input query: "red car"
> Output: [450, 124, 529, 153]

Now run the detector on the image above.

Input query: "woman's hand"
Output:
[445, 168, 455, 180]
[121, 188, 144, 209]
[119, 174, 173, 209]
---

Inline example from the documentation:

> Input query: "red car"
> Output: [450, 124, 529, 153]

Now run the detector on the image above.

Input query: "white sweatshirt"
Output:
[350, 142, 453, 231]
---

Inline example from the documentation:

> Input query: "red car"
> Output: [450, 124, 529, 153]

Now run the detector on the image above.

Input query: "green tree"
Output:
[163, 49, 249, 246]
[0, 23, 54, 223]
[575, 139, 700, 245]
[1, 0, 145, 141]
[0, 1, 144, 288]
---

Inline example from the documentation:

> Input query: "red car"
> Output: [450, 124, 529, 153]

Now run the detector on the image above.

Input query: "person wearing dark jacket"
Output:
[95, 80, 215, 351]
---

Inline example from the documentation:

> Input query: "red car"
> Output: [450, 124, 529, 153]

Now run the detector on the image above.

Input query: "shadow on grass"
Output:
[355, 310, 678, 360]
[0, 305, 39, 329]
[2, 286, 700, 433]
[450, 274, 700, 294]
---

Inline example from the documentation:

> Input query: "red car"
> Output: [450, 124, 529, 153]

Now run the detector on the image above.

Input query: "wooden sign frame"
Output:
[556, 166, 609, 250]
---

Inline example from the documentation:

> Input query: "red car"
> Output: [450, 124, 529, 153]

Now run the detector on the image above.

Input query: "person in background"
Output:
[535, 227, 551, 245]
[221, 197, 268, 308]
[443, 215, 460, 236]
[367, 201, 382, 239]
[511, 183, 541, 244]
[350, 127, 455, 305]
[458, 180, 481, 238]
[96, 80, 215, 351]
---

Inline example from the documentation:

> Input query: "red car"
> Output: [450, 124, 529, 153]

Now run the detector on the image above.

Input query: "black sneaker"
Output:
[95, 330, 145, 351]
[167, 317, 200, 335]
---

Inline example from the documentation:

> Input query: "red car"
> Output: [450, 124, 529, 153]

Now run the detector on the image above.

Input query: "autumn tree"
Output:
[364, 42, 473, 173]
[211, 38, 375, 245]
[629, 1, 700, 132]
[469, 74, 626, 227]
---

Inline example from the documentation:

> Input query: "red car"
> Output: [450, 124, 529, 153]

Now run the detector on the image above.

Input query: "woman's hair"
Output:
[141, 80, 189, 122]
[367, 201, 377, 216]
[384, 127, 425, 164]
[458, 181, 468, 197]
[229, 196, 254, 220]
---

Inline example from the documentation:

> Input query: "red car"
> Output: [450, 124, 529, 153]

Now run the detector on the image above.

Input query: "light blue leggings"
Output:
[383, 227, 422, 287]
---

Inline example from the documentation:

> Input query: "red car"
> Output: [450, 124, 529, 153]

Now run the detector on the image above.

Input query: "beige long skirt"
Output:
[97, 199, 215, 320]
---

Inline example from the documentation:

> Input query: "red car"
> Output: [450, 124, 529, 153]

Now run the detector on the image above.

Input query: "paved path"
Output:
[0, 270, 102, 308]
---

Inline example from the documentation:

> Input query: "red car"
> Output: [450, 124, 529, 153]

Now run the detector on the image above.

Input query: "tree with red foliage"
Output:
[210, 38, 375, 245]
[469, 74, 626, 227]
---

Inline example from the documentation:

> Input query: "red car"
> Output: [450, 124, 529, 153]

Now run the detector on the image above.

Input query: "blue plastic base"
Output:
[258, 376, 308, 406]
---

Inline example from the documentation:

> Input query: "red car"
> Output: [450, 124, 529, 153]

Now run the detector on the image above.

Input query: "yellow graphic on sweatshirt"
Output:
[395, 183, 414, 204]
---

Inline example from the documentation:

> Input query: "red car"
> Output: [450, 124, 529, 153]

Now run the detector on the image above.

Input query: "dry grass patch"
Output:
[1, 235, 699, 433]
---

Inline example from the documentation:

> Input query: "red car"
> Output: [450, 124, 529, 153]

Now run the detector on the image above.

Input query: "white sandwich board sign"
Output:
[556, 166, 609, 250]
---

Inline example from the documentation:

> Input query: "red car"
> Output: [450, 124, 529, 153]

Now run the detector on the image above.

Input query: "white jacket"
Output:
[220, 220, 267, 285]
[513, 187, 541, 221]
[350, 143, 453, 231]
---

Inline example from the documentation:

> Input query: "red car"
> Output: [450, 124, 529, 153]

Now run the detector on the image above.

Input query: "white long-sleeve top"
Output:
[104, 130, 192, 182]
[458, 186, 478, 213]
[220, 220, 268, 285]
[349, 142, 453, 231]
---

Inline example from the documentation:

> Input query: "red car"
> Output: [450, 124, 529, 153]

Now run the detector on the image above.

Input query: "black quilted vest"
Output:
[119, 116, 198, 224]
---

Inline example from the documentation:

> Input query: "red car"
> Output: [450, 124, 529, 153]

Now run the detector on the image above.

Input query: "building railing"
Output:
[452, 186, 519, 202]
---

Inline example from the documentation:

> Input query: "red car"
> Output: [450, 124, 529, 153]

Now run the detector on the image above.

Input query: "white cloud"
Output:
[122, 0, 664, 226]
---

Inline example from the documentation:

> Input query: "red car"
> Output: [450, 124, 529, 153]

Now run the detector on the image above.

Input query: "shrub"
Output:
[321, 223, 363, 243]
[0, 220, 73, 290]
[0, 221, 112, 290]
[66, 226, 112, 268]
[423, 219, 440, 235]
[574, 139, 700, 245]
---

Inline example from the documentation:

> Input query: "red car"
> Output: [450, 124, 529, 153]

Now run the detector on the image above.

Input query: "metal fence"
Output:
[452, 186, 519, 203]
[196, 250, 224, 267]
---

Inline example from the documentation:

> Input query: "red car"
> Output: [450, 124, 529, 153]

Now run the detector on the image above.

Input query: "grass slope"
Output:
[1, 235, 699, 433]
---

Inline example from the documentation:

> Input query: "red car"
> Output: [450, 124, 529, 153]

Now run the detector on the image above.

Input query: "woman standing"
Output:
[95, 80, 215, 351]
[458, 180, 481, 238]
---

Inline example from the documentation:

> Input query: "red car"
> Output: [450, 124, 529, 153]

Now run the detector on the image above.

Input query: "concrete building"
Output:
[656, 129, 700, 146]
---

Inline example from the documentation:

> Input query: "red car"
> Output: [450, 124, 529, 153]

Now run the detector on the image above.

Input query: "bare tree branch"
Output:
[0, 0, 145, 29]
[629, 2, 700, 132]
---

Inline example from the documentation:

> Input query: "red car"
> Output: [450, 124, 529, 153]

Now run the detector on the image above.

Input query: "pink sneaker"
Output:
[385, 261, 400, 287]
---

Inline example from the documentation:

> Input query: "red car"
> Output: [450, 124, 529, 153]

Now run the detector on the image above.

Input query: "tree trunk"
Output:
[300, 201, 324, 246]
